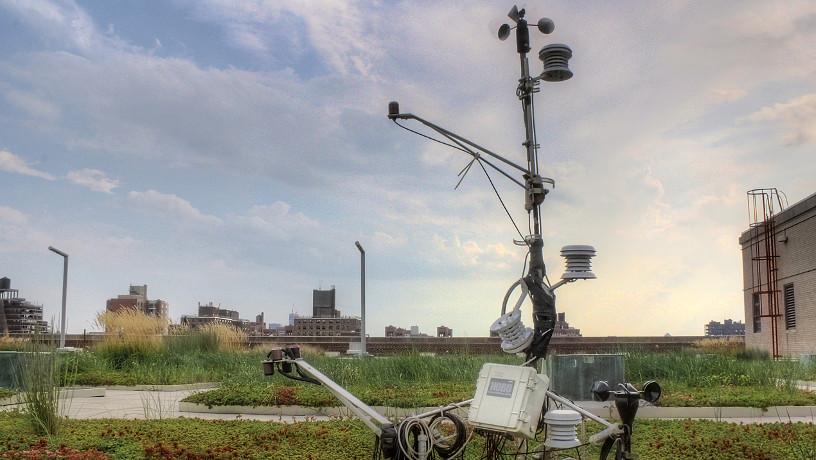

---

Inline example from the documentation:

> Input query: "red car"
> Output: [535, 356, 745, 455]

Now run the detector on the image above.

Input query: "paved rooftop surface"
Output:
[1, 389, 815, 424]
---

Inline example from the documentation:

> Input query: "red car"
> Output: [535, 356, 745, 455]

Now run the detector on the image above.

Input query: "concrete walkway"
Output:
[2, 389, 815, 424]
[0, 389, 340, 422]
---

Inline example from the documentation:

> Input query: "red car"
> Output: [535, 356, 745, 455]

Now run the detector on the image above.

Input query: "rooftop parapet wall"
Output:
[13, 333, 740, 355]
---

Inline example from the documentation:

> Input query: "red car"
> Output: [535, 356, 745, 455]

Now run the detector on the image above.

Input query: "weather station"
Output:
[263, 6, 660, 459]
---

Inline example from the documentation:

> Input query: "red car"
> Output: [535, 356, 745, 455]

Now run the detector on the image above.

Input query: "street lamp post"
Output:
[48, 246, 68, 349]
[354, 241, 366, 357]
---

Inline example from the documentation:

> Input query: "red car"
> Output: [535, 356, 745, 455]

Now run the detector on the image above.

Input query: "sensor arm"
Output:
[287, 358, 392, 435]
[390, 109, 530, 180]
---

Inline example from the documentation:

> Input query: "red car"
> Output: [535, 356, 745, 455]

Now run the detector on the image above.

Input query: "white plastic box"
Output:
[468, 363, 550, 439]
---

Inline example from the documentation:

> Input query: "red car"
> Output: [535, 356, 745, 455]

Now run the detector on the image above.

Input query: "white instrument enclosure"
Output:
[468, 363, 550, 439]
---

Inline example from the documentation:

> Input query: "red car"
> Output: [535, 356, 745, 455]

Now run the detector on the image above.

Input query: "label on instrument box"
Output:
[486, 378, 515, 398]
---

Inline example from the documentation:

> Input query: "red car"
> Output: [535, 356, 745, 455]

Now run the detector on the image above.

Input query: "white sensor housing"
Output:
[544, 409, 582, 449]
[560, 245, 596, 280]
[490, 309, 534, 354]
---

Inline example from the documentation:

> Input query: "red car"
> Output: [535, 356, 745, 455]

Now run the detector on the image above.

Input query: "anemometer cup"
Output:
[642, 380, 662, 404]
[591, 380, 611, 402]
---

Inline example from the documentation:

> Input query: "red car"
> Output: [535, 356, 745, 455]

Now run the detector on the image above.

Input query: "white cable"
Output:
[397, 417, 434, 460]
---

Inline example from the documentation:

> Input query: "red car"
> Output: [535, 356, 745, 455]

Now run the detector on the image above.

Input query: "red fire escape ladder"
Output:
[746, 188, 786, 359]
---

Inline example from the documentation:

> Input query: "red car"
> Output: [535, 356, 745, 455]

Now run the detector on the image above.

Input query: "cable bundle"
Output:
[394, 412, 469, 460]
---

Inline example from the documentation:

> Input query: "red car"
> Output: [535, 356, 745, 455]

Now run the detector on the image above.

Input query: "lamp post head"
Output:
[48, 246, 68, 258]
[355, 241, 365, 253]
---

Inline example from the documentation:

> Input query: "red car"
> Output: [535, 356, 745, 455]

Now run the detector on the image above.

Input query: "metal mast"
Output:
[389, 5, 581, 363]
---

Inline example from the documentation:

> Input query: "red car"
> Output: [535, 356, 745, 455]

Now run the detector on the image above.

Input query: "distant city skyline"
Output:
[1, 1, 814, 337]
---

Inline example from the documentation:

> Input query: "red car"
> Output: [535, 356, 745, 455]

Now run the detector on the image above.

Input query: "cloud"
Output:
[127, 190, 222, 225]
[187, 0, 382, 78]
[711, 88, 747, 103]
[66, 168, 119, 193]
[237, 201, 318, 238]
[747, 93, 816, 145]
[0, 0, 118, 53]
[0, 206, 29, 225]
[2, 89, 61, 120]
[1, 0, 815, 336]
[0, 149, 54, 180]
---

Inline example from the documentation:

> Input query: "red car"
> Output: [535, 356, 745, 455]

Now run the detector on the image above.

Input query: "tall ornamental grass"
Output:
[167, 323, 248, 353]
[73, 310, 251, 385]
[93, 308, 168, 369]
[16, 338, 77, 436]
[0, 335, 29, 351]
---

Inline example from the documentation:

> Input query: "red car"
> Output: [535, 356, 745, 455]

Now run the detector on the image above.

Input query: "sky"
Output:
[0, 1, 814, 337]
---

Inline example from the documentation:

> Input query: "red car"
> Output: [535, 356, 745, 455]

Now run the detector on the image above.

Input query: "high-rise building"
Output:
[248, 312, 266, 335]
[0, 277, 48, 335]
[313, 287, 338, 318]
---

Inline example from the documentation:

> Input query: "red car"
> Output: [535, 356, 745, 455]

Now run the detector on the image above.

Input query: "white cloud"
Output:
[128, 190, 222, 225]
[0, 0, 117, 53]
[2, 89, 61, 120]
[238, 201, 317, 238]
[66, 168, 119, 193]
[1, 1, 815, 336]
[0, 206, 29, 225]
[711, 88, 747, 103]
[188, 0, 382, 77]
[748, 93, 816, 145]
[0, 149, 54, 180]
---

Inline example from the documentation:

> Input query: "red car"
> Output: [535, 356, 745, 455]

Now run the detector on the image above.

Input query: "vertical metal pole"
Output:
[515, 17, 557, 363]
[355, 241, 366, 357]
[60, 255, 67, 348]
[520, 53, 544, 280]
[48, 246, 68, 348]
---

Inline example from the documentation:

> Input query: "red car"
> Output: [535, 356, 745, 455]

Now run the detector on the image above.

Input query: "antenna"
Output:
[388, 5, 591, 364]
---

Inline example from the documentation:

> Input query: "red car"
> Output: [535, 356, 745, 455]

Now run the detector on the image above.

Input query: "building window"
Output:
[784, 283, 796, 330]
[752, 293, 761, 333]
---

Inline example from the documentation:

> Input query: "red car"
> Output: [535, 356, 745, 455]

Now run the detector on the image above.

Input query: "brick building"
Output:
[554, 312, 581, 337]
[741, 190, 816, 357]
[106, 284, 168, 319]
[293, 316, 360, 336]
